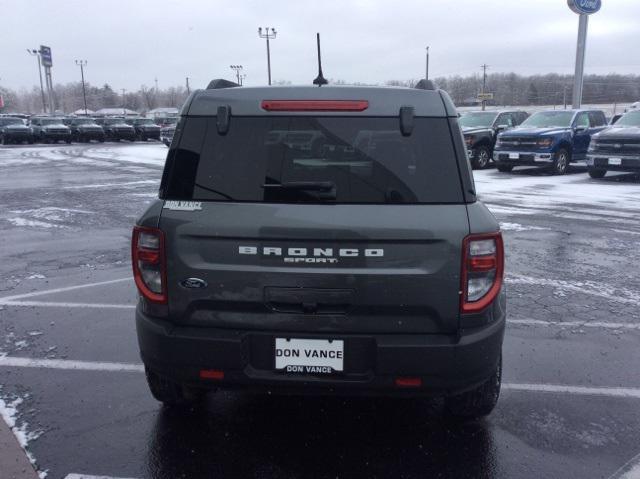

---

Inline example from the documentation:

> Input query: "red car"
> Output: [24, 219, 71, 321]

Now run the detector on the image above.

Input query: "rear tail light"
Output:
[261, 100, 369, 112]
[132, 226, 167, 304]
[460, 232, 504, 313]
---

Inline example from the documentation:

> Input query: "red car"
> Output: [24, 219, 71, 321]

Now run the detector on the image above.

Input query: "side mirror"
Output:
[495, 124, 509, 132]
[574, 125, 587, 133]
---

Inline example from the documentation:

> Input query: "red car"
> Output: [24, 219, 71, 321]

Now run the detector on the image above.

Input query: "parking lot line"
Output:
[0, 300, 135, 309]
[65, 474, 139, 479]
[0, 356, 144, 373]
[0, 277, 131, 302]
[607, 451, 640, 479]
[509, 318, 640, 330]
[1, 355, 640, 400]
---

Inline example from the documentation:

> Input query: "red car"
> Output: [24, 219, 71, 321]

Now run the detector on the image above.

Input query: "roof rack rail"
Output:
[414, 79, 436, 91]
[206, 79, 241, 90]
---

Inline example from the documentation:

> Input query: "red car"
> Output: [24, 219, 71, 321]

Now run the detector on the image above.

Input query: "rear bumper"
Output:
[494, 150, 554, 166]
[136, 303, 506, 397]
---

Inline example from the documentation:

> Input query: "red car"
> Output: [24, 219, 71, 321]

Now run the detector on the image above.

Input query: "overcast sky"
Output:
[2, 0, 639, 92]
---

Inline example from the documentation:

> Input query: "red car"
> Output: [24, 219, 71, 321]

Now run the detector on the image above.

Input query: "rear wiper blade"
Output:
[262, 181, 335, 192]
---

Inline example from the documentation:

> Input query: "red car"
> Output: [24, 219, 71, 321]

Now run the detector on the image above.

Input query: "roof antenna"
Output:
[313, 33, 328, 87]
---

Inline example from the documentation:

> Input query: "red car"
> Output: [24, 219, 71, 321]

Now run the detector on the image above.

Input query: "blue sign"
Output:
[39, 45, 52, 67]
[567, 0, 602, 15]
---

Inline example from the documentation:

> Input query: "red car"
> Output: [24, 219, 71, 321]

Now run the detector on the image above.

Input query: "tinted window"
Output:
[459, 112, 498, 128]
[574, 113, 590, 128]
[163, 117, 463, 204]
[495, 114, 513, 128]
[588, 112, 606, 127]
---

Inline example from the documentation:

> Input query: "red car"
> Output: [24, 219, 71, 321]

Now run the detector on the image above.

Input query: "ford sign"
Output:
[567, 0, 602, 15]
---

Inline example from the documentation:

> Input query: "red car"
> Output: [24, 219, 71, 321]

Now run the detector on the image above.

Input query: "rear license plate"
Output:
[608, 157, 622, 165]
[508, 153, 520, 160]
[275, 338, 344, 374]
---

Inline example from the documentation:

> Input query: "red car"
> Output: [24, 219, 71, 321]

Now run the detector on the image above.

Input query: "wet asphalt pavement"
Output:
[0, 143, 639, 479]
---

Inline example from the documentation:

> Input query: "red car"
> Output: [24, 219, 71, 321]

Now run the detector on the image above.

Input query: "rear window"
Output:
[161, 116, 463, 204]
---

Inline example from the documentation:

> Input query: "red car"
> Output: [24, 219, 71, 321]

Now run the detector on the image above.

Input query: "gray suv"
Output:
[132, 80, 506, 419]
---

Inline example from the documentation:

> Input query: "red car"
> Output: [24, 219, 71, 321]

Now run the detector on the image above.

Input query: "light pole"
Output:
[186, 77, 190, 94]
[240, 74, 246, 86]
[27, 49, 47, 113]
[230, 65, 243, 84]
[425, 46, 429, 81]
[75, 60, 88, 115]
[121, 88, 126, 116]
[258, 27, 277, 85]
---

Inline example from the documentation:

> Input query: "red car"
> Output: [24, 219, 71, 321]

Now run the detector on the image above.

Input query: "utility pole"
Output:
[230, 65, 243, 85]
[27, 49, 47, 113]
[121, 88, 126, 116]
[258, 27, 277, 85]
[425, 46, 429, 81]
[75, 60, 88, 115]
[186, 77, 190, 94]
[563, 85, 568, 110]
[481, 64, 489, 111]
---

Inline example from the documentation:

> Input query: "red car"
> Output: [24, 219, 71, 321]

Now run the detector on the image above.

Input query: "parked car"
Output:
[459, 110, 529, 169]
[0, 117, 35, 145]
[132, 79, 506, 420]
[127, 117, 161, 141]
[66, 117, 105, 143]
[587, 110, 640, 179]
[99, 117, 136, 141]
[493, 109, 608, 175]
[30, 117, 72, 144]
[160, 124, 176, 147]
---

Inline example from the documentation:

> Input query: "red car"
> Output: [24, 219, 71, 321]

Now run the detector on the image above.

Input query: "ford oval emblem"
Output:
[567, 0, 602, 15]
[180, 278, 208, 289]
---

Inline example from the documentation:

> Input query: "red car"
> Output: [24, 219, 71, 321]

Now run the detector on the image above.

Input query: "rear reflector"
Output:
[395, 377, 422, 388]
[200, 369, 225, 380]
[261, 100, 369, 112]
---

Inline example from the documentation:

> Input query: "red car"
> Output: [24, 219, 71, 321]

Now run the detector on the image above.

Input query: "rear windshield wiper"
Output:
[194, 182, 235, 200]
[262, 181, 335, 192]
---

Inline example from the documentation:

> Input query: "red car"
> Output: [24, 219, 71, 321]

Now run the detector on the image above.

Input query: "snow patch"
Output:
[26, 274, 46, 280]
[500, 222, 550, 232]
[0, 389, 44, 475]
[7, 217, 62, 229]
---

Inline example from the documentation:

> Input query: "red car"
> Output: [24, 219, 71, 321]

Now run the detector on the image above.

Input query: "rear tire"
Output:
[145, 368, 205, 407]
[472, 145, 491, 169]
[444, 356, 501, 420]
[588, 168, 607, 179]
[496, 164, 513, 173]
[552, 148, 570, 175]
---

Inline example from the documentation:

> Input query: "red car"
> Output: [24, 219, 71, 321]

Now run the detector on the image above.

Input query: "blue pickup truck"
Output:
[493, 109, 608, 175]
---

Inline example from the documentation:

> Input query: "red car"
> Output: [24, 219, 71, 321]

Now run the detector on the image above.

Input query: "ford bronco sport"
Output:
[132, 79, 506, 419]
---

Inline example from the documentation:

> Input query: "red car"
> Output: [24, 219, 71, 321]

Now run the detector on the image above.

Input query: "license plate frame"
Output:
[608, 157, 622, 166]
[508, 152, 520, 160]
[275, 338, 344, 374]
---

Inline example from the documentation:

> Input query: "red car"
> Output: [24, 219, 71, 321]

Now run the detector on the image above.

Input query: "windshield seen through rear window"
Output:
[162, 116, 462, 204]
